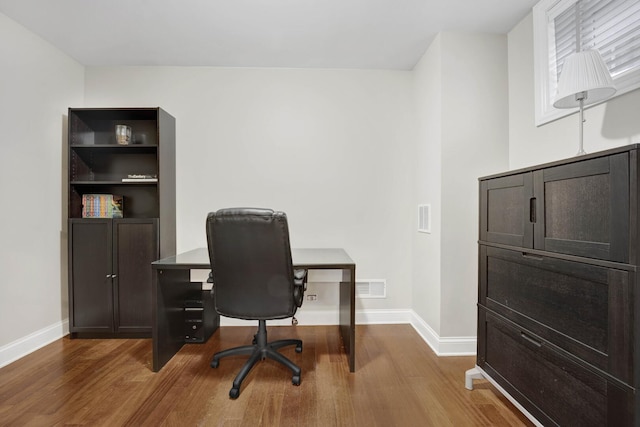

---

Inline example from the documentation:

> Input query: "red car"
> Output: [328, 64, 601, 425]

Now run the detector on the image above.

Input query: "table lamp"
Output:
[553, 49, 616, 156]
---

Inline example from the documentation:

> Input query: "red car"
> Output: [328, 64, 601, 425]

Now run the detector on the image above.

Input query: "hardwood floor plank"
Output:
[0, 325, 533, 426]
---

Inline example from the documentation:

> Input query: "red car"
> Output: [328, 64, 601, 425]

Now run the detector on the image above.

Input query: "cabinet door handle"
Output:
[529, 197, 536, 223]
[520, 332, 542, 348]
[111, 274, 117, 278]
[106, 274, 112, 278]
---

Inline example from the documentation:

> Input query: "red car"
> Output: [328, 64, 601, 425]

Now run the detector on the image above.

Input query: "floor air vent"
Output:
[356, 280, 386, 298]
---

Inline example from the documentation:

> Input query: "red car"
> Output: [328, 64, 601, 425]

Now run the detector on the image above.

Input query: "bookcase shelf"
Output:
[71, 180, 158, 185]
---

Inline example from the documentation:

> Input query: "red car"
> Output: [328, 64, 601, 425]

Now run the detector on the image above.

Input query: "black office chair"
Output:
[206, 208, 306, 399]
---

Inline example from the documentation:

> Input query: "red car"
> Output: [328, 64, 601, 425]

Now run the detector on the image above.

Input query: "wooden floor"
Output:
[0, 324, 533, 426]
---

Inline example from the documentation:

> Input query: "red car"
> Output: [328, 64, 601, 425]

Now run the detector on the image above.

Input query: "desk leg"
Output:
[339, 266, 356, 372]
[152, 268, 200, 372]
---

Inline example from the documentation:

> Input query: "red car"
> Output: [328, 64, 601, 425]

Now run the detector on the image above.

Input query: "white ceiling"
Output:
[0, 0, 538, 70]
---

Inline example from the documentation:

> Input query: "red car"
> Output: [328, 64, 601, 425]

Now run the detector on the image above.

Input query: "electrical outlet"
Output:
[306, 294, 317, 301]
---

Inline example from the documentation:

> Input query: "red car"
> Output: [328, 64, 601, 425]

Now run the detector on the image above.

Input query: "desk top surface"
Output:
[152, 247, 355, 270]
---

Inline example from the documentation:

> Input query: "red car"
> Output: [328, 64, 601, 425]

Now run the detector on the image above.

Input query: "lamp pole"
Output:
[577, 92, 586, 156]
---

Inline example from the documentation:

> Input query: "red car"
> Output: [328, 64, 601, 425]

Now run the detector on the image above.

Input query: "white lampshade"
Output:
[553, 49, 616, 108]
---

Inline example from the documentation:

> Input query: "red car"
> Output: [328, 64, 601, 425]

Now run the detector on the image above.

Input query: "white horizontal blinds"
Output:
[594, 1, 640, 76]
[550, 1, 581, 98]
[554, 4, 579, 73]
[553, 0, 640, 81]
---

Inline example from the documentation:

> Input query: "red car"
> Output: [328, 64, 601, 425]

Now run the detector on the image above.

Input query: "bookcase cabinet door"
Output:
[533, 153, 630, 262]
[479, 172, 533, 247]
[69, 219, 114, 332]
[69, 218, 158, 335]
[113, 219, 158, 332]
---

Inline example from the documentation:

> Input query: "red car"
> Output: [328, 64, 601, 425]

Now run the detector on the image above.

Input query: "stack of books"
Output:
[82, 194, 124, 218]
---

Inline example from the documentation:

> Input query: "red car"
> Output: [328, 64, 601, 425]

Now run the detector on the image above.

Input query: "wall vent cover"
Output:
[356, 280, 386, 298]
[418, 204, 431, 233]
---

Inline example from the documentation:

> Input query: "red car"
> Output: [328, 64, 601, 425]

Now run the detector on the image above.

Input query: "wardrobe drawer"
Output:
[478, 309, 634, 427]
[479, 245, 633, 383]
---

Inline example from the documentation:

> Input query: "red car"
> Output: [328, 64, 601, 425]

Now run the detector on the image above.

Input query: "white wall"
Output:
[508, 13, 640, 169]
[0, 12, 84, 349]
[439, 33, 509, 337]
[412, 35, 443, 333]
[412, 33, 509, 339]
[2, 8, 581, 359]
[84, 67, 416, 312]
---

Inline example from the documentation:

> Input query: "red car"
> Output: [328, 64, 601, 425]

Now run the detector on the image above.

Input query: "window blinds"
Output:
[553, 0, 640, 81]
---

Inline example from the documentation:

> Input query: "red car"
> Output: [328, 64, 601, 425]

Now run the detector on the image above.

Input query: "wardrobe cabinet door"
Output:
[480, 172, 534, 247]
[533, 153, 629, 262]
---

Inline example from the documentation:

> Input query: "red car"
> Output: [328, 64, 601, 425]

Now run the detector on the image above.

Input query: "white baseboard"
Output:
[409, 310, 477, 356]
[220, 309, 340, 326]
[222, 308, 476, 357]
[0, 309, 475, 368]
[221, 308, 414, 327]
[357, 308, 412, 324]
[0, 319, 69, 369]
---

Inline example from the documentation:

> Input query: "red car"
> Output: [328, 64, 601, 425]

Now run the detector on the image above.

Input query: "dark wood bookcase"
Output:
[475, 145, 640, 426]
[67, 107, 176, 337]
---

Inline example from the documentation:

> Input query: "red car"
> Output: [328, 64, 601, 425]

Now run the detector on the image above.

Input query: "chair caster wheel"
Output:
[292, 375, 301, 386]
[211, 359, 219, 368]
[229, 388, 240, 399]
[295, 344, 302, 353]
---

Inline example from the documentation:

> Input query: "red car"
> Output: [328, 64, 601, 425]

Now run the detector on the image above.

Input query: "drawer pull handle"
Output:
[522, 252, 544, 261]
[521, 332, 542, 348]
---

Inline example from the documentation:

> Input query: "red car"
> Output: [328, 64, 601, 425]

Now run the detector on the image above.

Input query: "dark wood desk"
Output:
[151, 247, 356, 372]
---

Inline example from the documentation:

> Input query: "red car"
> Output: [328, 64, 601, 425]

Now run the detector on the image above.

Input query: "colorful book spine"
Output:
[81, 194, 124, 218]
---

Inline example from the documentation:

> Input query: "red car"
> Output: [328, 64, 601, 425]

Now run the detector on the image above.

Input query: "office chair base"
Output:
[211, 320, 302, 399]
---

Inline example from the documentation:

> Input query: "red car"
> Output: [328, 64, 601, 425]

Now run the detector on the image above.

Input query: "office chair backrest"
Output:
[206, 208, 296, 320]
